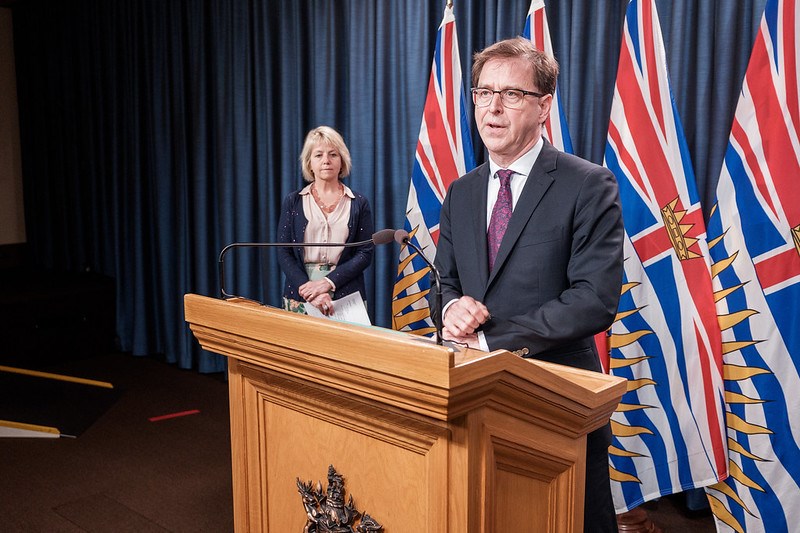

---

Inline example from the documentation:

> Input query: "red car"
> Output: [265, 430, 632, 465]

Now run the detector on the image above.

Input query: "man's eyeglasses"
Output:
[471, 87, 546, 108]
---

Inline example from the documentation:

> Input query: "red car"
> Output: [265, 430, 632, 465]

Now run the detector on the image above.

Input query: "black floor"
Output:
[640, 494, 716, 532]
[0, 352, 715, 532]
[0, 353, 234, 532]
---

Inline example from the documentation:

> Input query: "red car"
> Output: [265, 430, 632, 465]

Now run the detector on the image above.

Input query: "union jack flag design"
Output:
[391, 5, 475, 334]
[521, 0, 573, 154]
[603, 0, 729, 512]
[705, 0, 800, 530]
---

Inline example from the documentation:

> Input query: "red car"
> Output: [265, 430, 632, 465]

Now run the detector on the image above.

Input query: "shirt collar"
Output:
[488, 136, 544, 179]
[299, 181, 355, 198]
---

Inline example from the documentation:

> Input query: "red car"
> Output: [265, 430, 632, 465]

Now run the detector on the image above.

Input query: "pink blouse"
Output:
[299, 183, 355, 265]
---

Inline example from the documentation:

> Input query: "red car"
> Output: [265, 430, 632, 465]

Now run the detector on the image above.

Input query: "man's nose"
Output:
[488, 91, 504, 112]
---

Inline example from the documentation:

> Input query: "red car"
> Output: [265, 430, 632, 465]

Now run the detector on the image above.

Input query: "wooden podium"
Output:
[184, 294, 626, 532]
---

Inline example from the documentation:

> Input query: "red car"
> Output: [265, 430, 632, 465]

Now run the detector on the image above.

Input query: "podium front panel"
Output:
[231, 359, 451, 532]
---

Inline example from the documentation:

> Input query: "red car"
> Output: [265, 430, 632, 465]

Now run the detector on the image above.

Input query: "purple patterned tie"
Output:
[487, 169, 514, 271]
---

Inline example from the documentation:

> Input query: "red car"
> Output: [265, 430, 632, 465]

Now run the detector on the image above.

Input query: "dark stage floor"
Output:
[0, 353, 233, 532]
[0, 352, 715, 532]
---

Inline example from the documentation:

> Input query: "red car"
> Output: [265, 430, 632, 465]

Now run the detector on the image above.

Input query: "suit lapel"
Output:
[472, 164, 491, 289]
[487, 142, 557, 288]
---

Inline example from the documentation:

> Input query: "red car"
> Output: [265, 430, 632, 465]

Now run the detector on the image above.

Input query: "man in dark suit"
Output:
[434, 37, 624, 532]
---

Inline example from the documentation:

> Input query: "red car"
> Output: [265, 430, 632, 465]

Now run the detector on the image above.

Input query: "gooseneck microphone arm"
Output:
[393, 229, 443, 346]
[217, 229, 396, 299]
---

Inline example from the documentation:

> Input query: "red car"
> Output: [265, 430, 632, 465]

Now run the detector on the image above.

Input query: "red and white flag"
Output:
[391, 5, 475, 335]
[603, 0, 728, 513]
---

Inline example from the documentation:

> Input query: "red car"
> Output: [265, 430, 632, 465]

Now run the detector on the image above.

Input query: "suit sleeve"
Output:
[482, 166, 624, 355]
[432, 181, 464, 325]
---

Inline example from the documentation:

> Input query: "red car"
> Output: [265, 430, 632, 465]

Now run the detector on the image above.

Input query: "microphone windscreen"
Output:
[394, 229, 410, 244]
[371, 228, 397, 245]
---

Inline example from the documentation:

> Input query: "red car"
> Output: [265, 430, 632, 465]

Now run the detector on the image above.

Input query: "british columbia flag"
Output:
[521, 0, 573, 154]
[705, 0, 800, 530]
[391, 4, 475, 334]
[603, 0, 729, 512]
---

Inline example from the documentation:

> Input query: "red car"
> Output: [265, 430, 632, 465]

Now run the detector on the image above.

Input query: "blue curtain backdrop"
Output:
[11, 0, 766, 372]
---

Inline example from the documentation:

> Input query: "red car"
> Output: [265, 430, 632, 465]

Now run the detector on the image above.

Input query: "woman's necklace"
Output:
[311, 183, 344, 214]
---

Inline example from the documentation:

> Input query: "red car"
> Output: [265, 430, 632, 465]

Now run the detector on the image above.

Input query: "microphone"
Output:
[218, 229, 399, 299]
[394, 229, 443, 346]
[371, 228, 396, 245]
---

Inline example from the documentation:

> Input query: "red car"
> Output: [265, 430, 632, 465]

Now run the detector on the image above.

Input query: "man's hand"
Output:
[443, 295, 490, 337]
[442, 327, 482, 349]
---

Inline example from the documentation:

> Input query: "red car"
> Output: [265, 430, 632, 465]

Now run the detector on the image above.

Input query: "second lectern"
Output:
[184, 294, 626, 532]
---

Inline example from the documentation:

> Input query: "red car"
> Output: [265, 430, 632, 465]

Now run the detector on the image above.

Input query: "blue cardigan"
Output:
[276, 187, 374, 302]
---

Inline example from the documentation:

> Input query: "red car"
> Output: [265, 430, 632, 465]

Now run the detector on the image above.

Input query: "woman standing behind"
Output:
[277, 126, 374, 316]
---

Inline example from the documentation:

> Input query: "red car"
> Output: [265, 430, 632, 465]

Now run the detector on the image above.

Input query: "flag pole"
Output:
[391, 0, 476, 335]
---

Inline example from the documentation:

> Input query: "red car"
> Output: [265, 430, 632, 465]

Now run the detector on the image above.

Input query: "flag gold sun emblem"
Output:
[661, 197, 700, 260]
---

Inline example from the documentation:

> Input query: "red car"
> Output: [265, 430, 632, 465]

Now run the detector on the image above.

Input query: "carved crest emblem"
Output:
[296, 465, 383, 533]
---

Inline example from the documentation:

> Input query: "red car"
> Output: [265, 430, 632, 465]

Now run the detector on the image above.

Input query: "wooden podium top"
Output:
[185, 293, 626, 438]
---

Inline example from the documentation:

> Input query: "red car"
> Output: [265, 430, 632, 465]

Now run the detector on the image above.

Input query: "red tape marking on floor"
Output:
[148, 409, 200, 422]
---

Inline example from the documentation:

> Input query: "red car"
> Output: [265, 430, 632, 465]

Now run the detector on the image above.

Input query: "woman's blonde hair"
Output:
[299, 126, 352, 182]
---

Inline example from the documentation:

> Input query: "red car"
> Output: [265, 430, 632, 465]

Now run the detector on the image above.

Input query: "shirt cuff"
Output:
[477, 331, 489, 352]
[442, 298, 457, 319]
[324, 277, 336, 291]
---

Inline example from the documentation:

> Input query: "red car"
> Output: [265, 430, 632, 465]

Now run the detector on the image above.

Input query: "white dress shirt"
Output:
[445, 137, 545, 351]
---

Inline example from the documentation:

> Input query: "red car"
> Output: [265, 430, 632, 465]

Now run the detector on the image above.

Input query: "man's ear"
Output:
[539, 93, 554, 124]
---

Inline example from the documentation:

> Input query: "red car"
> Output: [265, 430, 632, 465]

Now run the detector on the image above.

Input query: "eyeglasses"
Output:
[471, 87, 546, 108]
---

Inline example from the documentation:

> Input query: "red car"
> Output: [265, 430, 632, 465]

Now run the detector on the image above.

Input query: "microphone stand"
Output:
[394, 230, 443, 346]
[218, 229, 396, 299]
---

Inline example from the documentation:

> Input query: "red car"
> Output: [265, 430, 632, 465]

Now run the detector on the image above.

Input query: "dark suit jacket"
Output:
[276, 188, 374, 302]
[434, 140, 624, 371]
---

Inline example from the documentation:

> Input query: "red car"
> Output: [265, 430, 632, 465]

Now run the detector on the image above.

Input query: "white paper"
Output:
[304, 291, 371, 326]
